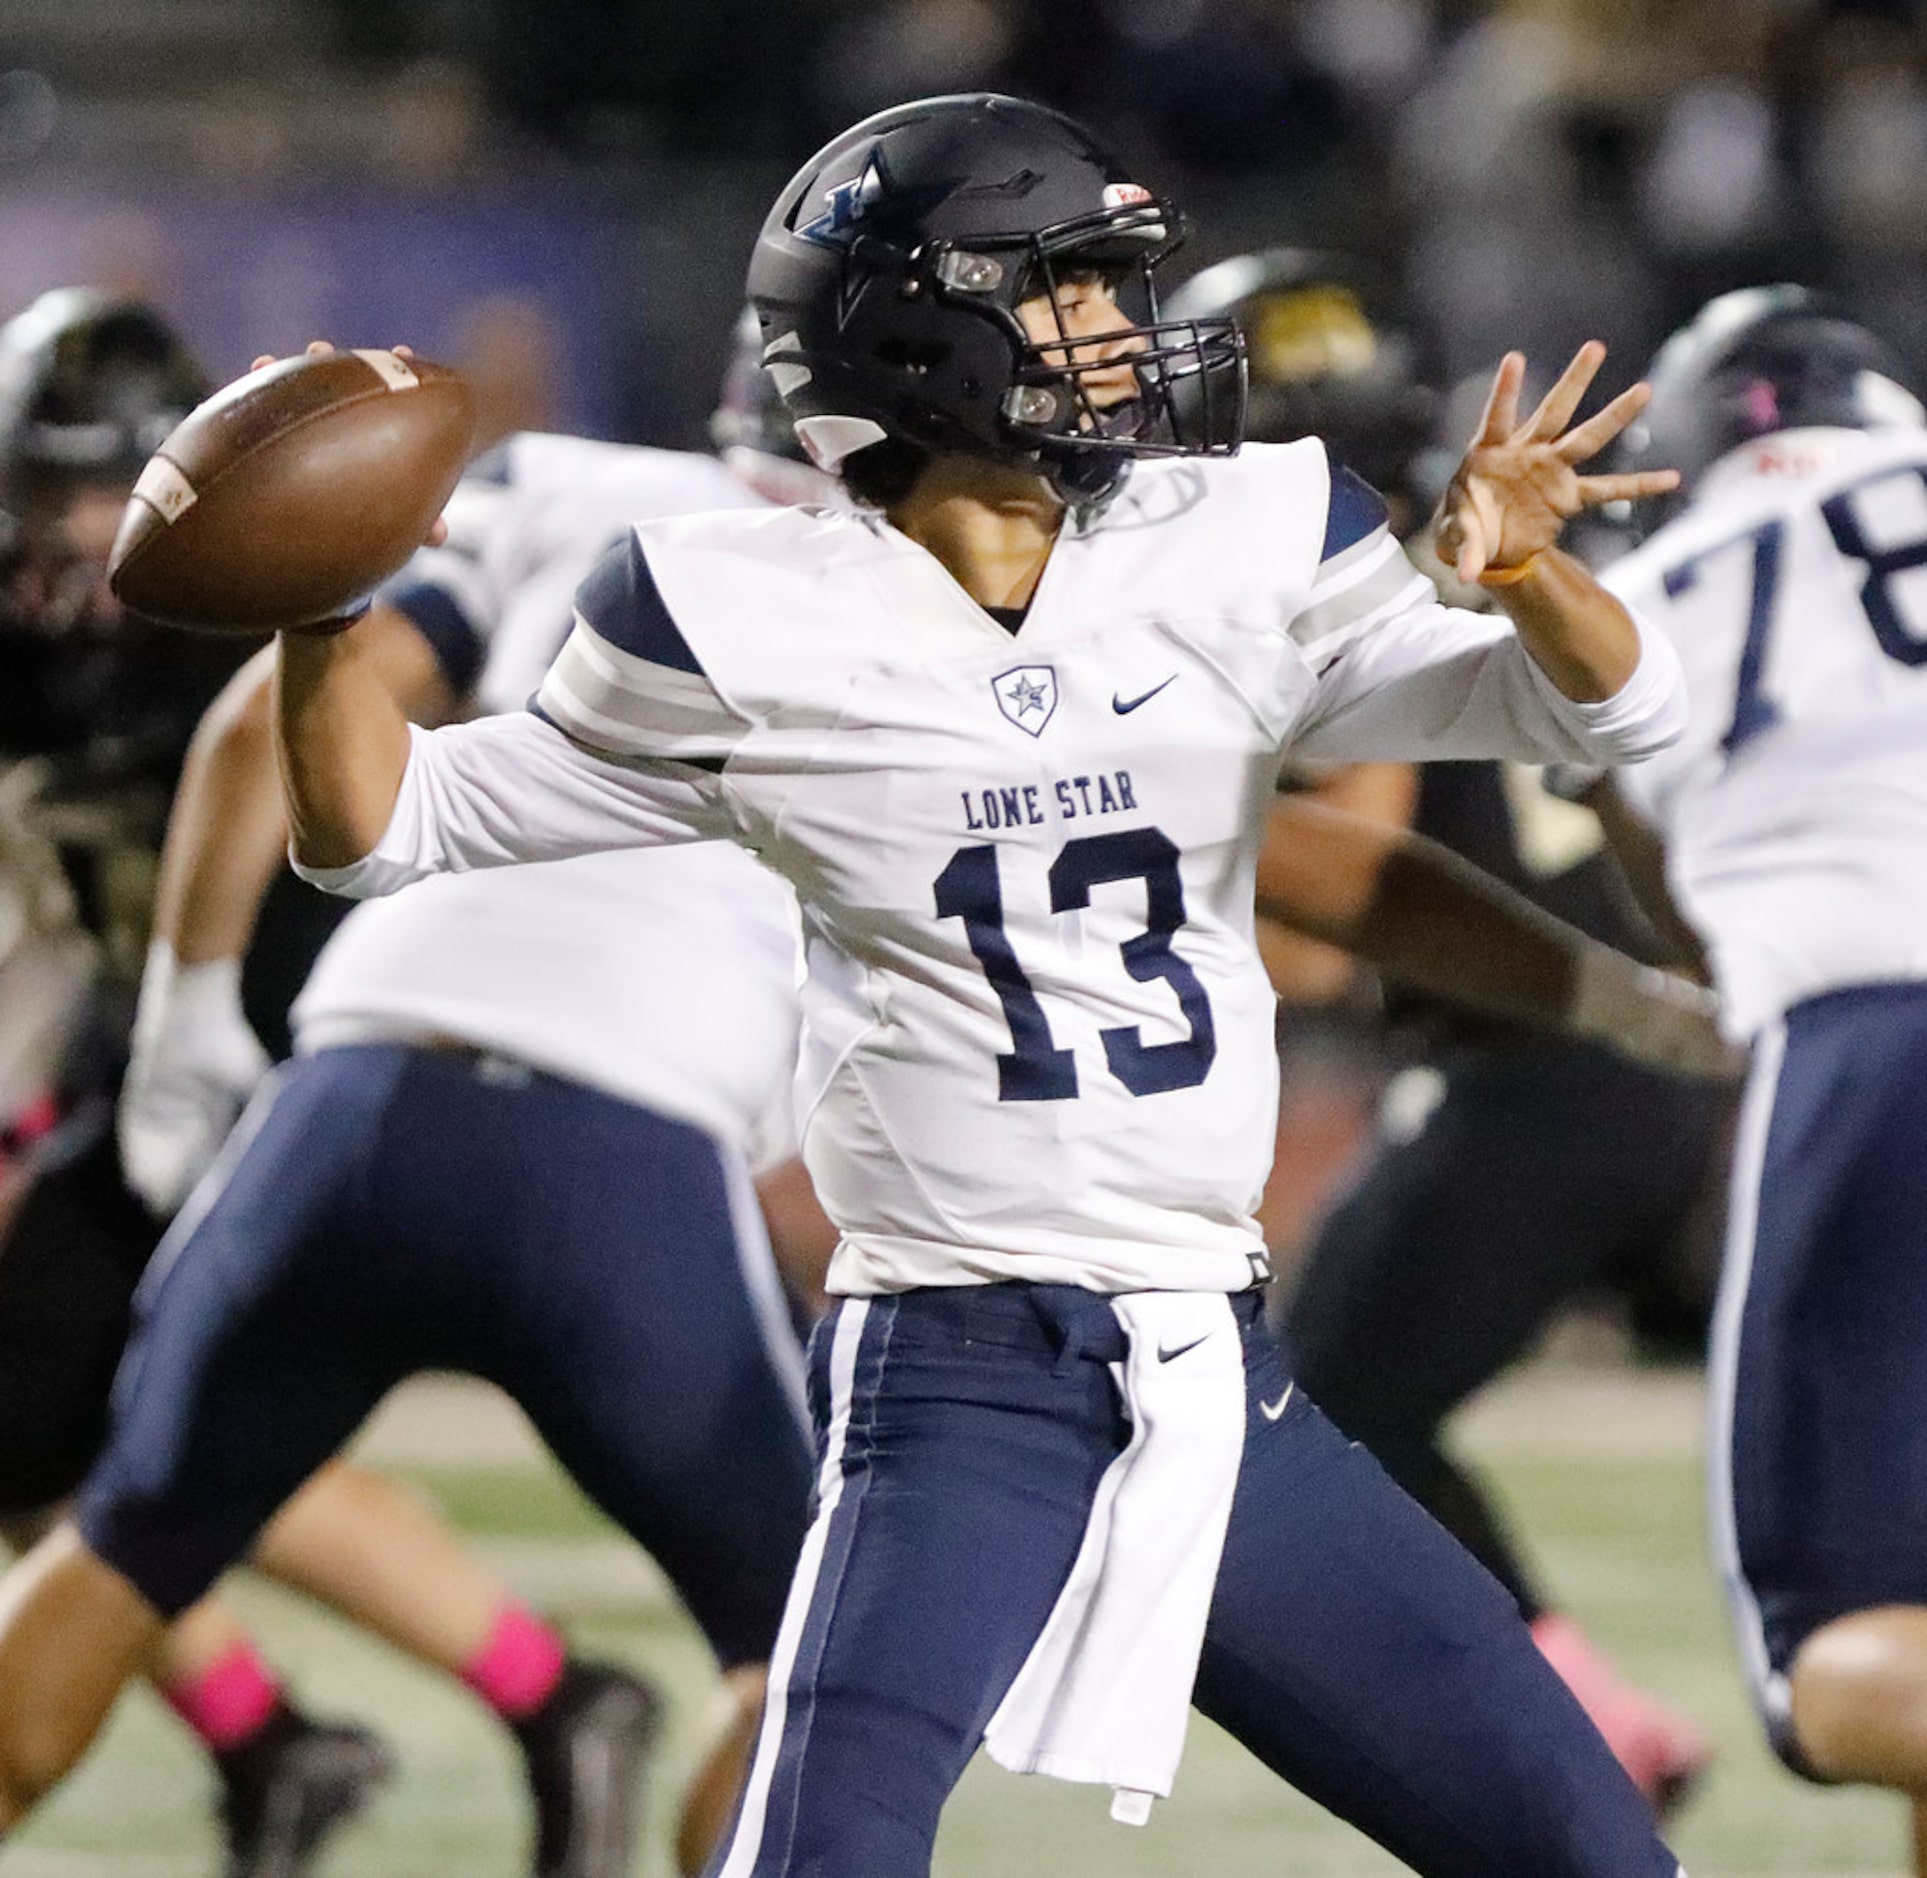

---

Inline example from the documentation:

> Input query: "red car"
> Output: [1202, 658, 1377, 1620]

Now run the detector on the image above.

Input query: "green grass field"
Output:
[2, 1358, 1908, 1877]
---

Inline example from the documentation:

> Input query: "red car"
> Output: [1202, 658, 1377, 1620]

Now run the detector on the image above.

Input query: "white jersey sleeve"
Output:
[1283, 463, 1687, 766]
[292, 710, 735, 900]
[297, 524, 765, 900]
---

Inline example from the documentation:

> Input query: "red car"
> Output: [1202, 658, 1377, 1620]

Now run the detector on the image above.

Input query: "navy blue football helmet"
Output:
[1621, 284, 1923, 527]
[746, 93, 1245, 507]
[1163, 248, 1436, 503]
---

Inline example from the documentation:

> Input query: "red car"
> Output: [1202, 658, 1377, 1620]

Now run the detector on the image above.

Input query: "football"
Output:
[107, 347, 477, 633]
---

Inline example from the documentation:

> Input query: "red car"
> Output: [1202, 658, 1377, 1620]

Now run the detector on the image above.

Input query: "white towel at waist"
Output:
[983, 1289, 1248, 1824]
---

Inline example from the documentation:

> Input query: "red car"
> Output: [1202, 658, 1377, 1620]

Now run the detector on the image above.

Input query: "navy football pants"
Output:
[714, 1284, 1680, 1877]
[78, 1043, 813, 1668]
[1713, 982, 1927, 1771]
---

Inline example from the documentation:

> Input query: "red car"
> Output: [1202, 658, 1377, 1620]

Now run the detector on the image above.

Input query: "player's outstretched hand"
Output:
[249, 340, 449, 548]
[1433, 343, 1679, 584]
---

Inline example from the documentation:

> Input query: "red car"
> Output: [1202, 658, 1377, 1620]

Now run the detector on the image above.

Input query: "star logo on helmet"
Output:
[797, 156, 889, 251]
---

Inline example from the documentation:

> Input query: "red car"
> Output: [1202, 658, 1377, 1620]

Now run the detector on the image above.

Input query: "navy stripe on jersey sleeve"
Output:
[576, 532, 706, 677]
[380, 578, 488, 697]
[1321, 463, 1391, 562]
[462, 440, 514, 486]
[1288, 456, 1435, 656]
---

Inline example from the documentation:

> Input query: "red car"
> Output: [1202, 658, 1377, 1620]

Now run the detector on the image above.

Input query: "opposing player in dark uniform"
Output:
[0, 289, 408, 1873]
[1168, 250, 1725, 1810]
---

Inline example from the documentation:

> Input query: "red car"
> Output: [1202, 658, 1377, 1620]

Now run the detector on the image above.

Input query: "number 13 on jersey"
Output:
[934, 827, 1217, 1102]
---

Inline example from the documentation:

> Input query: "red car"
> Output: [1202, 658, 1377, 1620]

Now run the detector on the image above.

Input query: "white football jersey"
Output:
[303, 441, 1685, 1295]
[292, 433, 805, 1162]
[1605, 425, 1927, 1038]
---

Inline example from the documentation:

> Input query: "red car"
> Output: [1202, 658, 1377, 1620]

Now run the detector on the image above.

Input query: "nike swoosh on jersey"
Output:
[1260, 1383, 1294, 1422]
[1112, 675, 1178, 714]
[1156, 1333, 1208, 1363]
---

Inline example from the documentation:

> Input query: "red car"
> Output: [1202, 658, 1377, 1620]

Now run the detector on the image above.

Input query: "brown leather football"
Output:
[107, 348, 477, 633]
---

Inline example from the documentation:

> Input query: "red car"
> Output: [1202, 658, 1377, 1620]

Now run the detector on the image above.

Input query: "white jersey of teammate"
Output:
[304, 441, 1685, 1295]
[1604, 424, 1927, 1040]
[292, 431, 805, 1164]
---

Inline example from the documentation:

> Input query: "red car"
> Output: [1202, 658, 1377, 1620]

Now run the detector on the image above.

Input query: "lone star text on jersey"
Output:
[961, 769, 1140, 832]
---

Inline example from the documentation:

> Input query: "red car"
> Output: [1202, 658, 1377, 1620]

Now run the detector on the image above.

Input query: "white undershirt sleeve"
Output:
[292, 712, 734, 901]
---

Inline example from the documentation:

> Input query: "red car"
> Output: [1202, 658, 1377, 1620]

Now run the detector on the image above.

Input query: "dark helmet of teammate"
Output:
[0, 289, 208, 565]
[746, 92, 1246, 509]
[1162, 248, 1436, 502]
[709, 304, 838, 507]
[0, 290, 209, 627]
[710, 304, 809, 465]
[1620, 283, 1924, 528]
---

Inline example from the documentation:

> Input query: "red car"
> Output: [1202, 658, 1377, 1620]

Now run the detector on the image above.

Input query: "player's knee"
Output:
[1790, 1606, 1927, 1789]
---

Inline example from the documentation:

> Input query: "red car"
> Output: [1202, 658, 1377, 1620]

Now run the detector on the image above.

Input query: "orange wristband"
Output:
[1475, 554, 1542, 588]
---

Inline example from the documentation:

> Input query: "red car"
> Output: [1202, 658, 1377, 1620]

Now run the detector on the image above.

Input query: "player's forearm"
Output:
[1256, 805, 1575, 1024]
[1584, 775, 1710, 977]
[273, 628, 414, 870]
[1256, 801, 1735, 1073]
[1255, 920, 1362, 1005]
[1486, 547, 1642, 703]
[151, 648, 291, 963]
[1347, 837, 1577, 1023]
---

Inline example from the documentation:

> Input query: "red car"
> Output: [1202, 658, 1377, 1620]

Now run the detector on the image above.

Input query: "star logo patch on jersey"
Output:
[992, 664, 1058, 737]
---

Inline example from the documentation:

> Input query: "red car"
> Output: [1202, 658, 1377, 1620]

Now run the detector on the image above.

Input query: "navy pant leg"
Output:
[77, 1054, 415, 1615]
[1197, 1311, 1679, 1878]
[1716, 984, 1927, 1762]
[377, 1060, 816, 1670]
[714, 1289, 1127, 1878]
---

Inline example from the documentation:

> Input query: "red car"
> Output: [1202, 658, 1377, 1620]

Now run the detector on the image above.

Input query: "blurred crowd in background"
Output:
[2, 0, 1925, 448]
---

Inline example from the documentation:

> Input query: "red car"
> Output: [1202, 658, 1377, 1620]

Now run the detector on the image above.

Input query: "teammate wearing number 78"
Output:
[1590, 285, 1927, 1866]
[277, 94, 1692, 1876]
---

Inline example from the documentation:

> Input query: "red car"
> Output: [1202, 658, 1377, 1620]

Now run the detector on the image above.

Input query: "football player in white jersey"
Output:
[0, 411, 821, 1878]
[1593, 284, 1927, 1866]
[209, 91, 1699, 1874]
[261, 92, 1696, 1876]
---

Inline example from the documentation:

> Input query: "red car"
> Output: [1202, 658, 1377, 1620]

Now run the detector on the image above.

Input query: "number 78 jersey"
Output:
[1603, 425, 1927, 1038]
[350, 443, 1680, 1298]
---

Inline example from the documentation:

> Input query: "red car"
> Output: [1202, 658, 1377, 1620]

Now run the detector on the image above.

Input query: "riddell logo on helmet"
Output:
[1103, 183, 1152, 208]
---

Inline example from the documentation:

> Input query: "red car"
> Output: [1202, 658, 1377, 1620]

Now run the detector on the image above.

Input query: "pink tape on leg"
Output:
[460, 1604, 565, 1719]
[162, 1639, 283, 1753]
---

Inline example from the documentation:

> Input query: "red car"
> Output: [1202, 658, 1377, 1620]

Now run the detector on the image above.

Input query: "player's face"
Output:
[2, 478, 129, 633]
[1016, 269, 1144, 415]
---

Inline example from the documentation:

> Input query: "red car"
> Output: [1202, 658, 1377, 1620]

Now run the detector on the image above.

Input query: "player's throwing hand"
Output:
[1434, 343, 1680, 584]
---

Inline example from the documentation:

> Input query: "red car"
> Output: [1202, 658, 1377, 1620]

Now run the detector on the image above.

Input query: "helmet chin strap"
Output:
[1040, 439, 1132, 513]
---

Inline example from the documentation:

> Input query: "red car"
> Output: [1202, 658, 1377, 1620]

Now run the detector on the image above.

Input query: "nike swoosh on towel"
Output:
[1157, 1334, 1208, 1364]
